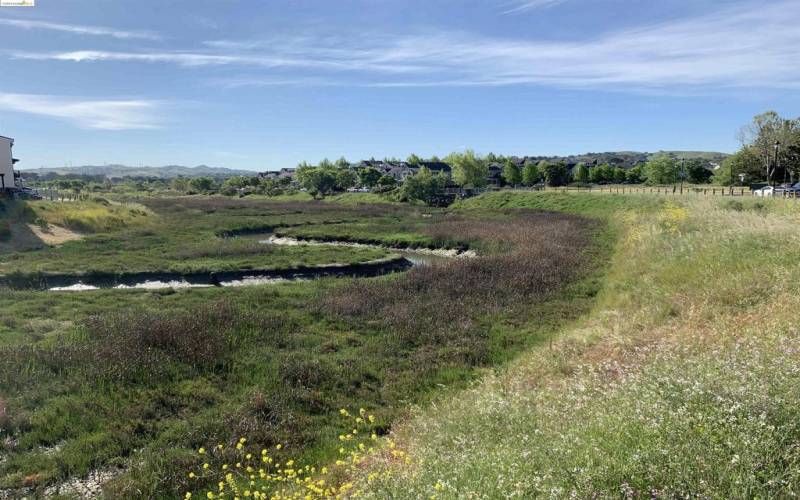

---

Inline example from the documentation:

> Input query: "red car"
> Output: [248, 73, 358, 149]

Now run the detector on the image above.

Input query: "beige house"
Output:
[0, 135, 18, 190]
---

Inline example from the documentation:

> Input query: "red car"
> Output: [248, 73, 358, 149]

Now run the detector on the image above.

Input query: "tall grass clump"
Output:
[29, 199, 152, 233]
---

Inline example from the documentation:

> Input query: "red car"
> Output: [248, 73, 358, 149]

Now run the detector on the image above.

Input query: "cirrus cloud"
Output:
[9, 1, 800, 93]
[0, 17, 161, 40]
[0, 92, 162, 130]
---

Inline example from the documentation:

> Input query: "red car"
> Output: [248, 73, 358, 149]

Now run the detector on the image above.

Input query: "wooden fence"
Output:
[538, 186, 751, 196]
[37, 189, 87, 201]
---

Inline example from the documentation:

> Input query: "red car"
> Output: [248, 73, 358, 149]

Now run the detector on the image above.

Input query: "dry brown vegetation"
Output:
[322, 212, 594, 364]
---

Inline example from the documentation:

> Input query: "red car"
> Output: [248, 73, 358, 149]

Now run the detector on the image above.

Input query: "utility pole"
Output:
[730, 155, 734, 195]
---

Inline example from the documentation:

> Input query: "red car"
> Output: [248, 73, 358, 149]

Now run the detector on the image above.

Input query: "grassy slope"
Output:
[359, 192, 800, 498]
[0, 199, 150, 253]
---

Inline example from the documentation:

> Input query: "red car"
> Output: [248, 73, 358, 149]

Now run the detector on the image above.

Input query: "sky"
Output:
[0, 0, 799, 171]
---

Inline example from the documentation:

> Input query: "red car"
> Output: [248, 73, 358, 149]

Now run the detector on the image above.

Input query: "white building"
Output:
[0, 135, 18, 190]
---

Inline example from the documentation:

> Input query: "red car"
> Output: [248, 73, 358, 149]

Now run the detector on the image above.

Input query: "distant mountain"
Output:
[20, 164, 256, 179]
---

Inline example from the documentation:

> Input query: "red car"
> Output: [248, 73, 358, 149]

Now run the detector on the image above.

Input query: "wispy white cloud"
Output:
[11, 1, 800, 93]
[0, 17, 160, 40]
[502, 0, 569, 14]
[0, 93, 162, 130]
[11, 48, 424, 73]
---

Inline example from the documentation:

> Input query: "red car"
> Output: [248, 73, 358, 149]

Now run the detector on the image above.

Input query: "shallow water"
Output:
[38, 258, 408, 292]
[39, 235, 473, 292]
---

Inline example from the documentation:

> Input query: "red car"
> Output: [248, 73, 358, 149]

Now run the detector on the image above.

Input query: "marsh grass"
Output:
[0, 196, 608, 498]
[323, 213, 594, 352]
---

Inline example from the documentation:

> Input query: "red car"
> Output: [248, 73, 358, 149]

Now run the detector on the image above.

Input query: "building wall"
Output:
[0, 137, 13, 189]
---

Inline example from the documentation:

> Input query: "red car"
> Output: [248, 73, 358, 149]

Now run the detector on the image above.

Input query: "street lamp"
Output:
[772, 140, 781, 187]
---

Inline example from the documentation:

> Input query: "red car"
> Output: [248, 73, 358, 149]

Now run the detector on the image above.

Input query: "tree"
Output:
[572, 163, 590, 183]
[644, 156, 678, 185]
[318, 158, 334, 169]
[171, 176, 190, 192]
[189, 177, 214, 193]
[406, 154, 422, 166]
[626, 165, 644, 184]
[612, 167, 627, 184]
[400, 167, 446, 205]
[334, 157, 350, 169]
[502, 159, 522, 186]
[738, 111, 800, 184]
[358, 167, 383, 188]
[449, 150, 489, 188]
[522, 161, 540, 186]
[296, 165, 337, 198]
[685, 159, 712, 184]
[335, 168, 357, 191]
[377, 175, 397, 189]
[543, 162, 570, 187]
[713, 147, 761, 185]
[590, 164, 613, 184]
[221, 175, 249, 195]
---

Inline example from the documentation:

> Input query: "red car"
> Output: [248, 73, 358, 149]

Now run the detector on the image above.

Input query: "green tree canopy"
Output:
[738, 111, 800, 184]
[335, 168, 357, 191]
[502, 160, 522, 186]
[590, 164, 614, 184]
[543, 162, 570, 187]
[406, 154, 422, 166]
[334, 157, 350, 169]
[358, 167, 383, 188]
[188, 177, 215, 193]
[644, 156, 678, 185]
[713, 147, 762, 185]
[296, 165, 338, 198]
[626, 165, 644, 184]
[684, 159, 712, 184]
[401, 167, 446, 205]
[522, 161, 541, 186]
[573, 163, 590, 183]
[449, 150, 489, 188]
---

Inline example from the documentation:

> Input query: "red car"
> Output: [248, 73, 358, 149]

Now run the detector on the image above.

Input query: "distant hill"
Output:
[20, 164, 256, 179]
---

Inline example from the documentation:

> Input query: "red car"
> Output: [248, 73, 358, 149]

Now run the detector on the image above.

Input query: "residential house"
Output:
[259, 167, 296, 180]
[385, 162, 418, 181]
[486, 162, 504, 186]
[417, 161, 452, 178]
[0, 135, 20, 191]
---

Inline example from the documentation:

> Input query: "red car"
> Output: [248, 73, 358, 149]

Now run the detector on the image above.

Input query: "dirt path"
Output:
[26, 224, 83, 245]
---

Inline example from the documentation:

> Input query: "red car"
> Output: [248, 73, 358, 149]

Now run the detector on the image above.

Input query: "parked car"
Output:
[754, 186, 775, 197]
[15, 187, 42, 200]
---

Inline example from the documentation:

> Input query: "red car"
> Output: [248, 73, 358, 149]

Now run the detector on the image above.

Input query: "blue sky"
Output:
[1, 0, 798, 171]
